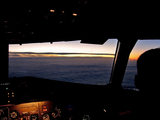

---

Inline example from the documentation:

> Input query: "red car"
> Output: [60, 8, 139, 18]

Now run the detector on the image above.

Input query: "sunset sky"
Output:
[9, 39, 160, 60]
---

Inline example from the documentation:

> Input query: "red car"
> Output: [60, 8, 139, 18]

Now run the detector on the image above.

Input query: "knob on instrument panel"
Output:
[10, 111, 18, 119]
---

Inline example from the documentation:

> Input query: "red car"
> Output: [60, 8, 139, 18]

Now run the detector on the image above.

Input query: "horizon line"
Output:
[9, 52, 138, 60]
[9, 51, 115, 55]
[9, 52, 115, 58]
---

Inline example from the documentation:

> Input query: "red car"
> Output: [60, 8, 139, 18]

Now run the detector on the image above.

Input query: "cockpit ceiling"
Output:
[1, 1, 160, 45]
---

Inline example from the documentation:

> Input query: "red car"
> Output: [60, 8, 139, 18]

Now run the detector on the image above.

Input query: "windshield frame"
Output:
[109, 39, 137, 86]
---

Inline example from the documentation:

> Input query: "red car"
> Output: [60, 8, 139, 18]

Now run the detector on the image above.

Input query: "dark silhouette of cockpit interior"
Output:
[1, 1, 160, 120]
[134, 48, 160, 119]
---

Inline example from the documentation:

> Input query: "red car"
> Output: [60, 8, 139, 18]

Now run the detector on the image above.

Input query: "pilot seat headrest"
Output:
[135, 48, 160, 91]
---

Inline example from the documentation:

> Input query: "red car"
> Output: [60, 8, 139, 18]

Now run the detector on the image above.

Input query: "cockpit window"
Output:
[9, 39, 117, 85]
[122, 40, 160, 89]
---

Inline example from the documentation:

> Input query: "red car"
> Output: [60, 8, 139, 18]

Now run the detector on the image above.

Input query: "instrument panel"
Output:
[0, 78, 138, 120]
[0, 101, 63, 120]
[0, 101, 91, 120]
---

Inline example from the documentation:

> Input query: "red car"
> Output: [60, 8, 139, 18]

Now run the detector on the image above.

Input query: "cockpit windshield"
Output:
[9, 39, 160, 88]
[9, 39, 117, 85]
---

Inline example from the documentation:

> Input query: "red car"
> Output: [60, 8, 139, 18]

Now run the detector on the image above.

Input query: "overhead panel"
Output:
[1, 0, 88, 44]
[1, 1, 160, 45]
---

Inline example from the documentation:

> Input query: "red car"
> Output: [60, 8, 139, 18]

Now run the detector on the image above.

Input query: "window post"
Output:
[0, 43, 9, 82]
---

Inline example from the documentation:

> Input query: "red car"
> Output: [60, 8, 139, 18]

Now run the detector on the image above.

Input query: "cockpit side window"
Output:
[122, 40, 160, 89]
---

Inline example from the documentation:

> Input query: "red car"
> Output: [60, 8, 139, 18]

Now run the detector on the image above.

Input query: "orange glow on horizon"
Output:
[57, 54, 114, 58]
[129, 57, 138, 60]
[129, 52, 142, 60]
[9, 53, 115, 58]
[129, 55, 139, 60]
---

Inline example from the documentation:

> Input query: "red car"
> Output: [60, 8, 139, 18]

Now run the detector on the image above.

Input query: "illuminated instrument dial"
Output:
[10, 111, 18, 119]
[51, 107, 61, 119]
[31, 115, 38, 120]
[42, 114, 50, 120]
